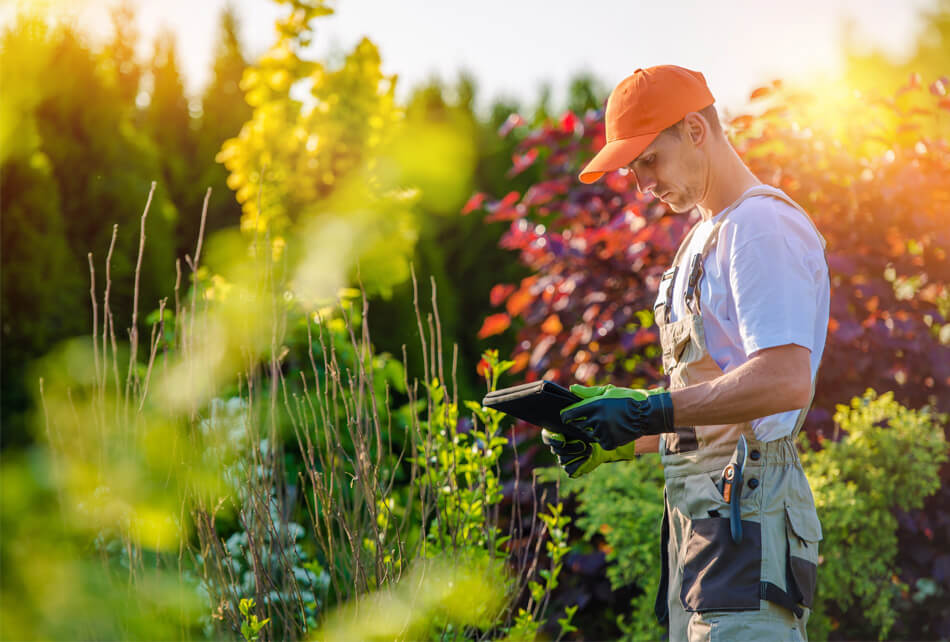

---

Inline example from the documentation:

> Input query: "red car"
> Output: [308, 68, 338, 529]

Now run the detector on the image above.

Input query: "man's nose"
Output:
[634, 170, 656, 195]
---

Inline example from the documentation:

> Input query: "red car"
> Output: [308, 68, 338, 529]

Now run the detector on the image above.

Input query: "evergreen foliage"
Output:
[1, 17, 178, 444]
[193, 6, 252, 244]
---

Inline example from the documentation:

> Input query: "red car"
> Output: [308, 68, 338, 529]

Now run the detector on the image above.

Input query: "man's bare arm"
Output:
[669, 344, 813, 427]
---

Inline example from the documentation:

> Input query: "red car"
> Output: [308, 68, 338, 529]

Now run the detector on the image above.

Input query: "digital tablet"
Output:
[481, 380, 587, 441]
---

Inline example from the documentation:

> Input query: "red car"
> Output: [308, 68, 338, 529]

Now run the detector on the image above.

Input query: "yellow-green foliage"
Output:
[239, 598, 271, 642]
[315, 553, 507, 641]
[216, 0, 474, 301]
[0, 452, 204, 639]
[802, 390, 948, 640]
[0, 15, 54, 164]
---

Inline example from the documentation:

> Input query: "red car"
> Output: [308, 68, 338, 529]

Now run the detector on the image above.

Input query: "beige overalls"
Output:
[653, 185, 825, 641]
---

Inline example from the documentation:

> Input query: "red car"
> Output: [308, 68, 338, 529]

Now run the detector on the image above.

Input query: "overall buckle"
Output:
[684, 253, 704, 313]
[655, 266, 678, 323]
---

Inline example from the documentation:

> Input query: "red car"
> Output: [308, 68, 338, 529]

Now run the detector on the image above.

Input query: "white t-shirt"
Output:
[655, 187, 830, 442]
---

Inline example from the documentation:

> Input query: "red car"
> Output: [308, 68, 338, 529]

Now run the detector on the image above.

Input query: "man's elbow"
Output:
[787, 372, 813, 410]
[753, 344, 813, 412]
[782, 346, 813, 410]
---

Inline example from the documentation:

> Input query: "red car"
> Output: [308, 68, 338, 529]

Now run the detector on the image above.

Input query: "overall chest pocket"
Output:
[659, 316, 707, 373]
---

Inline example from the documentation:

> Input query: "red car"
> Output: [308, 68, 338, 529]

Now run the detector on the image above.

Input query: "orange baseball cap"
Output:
[578, 65, 715, 184]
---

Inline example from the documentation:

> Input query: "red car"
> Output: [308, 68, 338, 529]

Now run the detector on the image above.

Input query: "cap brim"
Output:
[577, 132, 659, 184]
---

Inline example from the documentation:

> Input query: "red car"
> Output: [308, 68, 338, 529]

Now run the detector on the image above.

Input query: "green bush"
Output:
[560, 455, 666, 641]
[802, 390, 948, 640]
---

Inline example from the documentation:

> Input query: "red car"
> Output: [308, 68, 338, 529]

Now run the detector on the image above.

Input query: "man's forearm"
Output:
[668, 344, 812, 427]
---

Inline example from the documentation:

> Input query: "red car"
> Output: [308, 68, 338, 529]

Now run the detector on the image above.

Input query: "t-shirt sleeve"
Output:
[728, 208, 823, 357]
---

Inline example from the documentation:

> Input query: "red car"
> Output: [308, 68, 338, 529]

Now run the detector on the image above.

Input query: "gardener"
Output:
[542, 65, 828, 641]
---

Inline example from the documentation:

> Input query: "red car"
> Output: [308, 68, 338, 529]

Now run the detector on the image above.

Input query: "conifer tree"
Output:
[102, 0, 141, 107]
[0, 19, 177, 444]
[145, 28, 198, 256]
[193, 5, 252, 241]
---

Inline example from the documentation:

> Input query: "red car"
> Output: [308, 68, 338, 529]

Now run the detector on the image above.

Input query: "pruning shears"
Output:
[718, 434, 748, 544]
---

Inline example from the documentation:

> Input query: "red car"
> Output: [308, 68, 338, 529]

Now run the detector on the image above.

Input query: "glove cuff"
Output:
[645, 391, 675, 434]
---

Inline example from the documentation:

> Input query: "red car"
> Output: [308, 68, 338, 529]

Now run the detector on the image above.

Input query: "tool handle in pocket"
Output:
[719, 463, 743, 543]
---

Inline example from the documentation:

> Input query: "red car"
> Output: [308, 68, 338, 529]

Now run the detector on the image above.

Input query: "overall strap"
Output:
[657, 219, 703, 324]
[670, 219, 703, 268]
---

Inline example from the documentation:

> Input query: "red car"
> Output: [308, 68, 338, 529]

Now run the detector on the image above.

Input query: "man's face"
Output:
[625, 123, 704, 213]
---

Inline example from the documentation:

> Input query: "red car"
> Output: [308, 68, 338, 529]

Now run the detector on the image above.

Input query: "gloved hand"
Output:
[541, 429, 638, 478]
[560, 384, 674, 450]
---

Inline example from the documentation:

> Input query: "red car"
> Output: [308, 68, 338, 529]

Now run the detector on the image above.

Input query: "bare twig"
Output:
[126, 181, 156, 411]
[87, 253, 101, 399]
[102, 225, 118, 397]
[139, 298, 167, 411]
[185, 187, 211, 272]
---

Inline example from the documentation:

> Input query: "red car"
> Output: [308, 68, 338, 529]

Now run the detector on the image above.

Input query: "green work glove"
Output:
[560, 384, 674, 450]
[540, 429, 638, 478]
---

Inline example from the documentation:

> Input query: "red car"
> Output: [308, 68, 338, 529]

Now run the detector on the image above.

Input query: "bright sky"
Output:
[1, 0, 937, 116]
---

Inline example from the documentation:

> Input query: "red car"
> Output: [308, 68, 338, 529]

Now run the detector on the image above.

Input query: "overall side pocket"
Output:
[784, 503, 822, 608]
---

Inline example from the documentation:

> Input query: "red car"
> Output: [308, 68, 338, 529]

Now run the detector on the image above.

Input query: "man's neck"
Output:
[695, 142, 762, 221]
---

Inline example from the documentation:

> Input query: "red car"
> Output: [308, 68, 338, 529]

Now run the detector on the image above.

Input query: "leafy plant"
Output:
[466, 108, 686, 390]
[239, 598, 270, 642]
[560, 456, 666, 641]
[801, 390, 948, 640]
[216, 0, 477, 301]
[410, 347, 572, 638]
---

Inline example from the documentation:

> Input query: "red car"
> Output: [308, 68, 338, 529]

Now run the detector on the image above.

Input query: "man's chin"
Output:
[662, 197, 686, 213]
[664, 196, 696, 214]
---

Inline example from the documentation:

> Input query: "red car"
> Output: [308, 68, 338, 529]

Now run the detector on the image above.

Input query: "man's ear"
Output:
[682, 112, 708, 147]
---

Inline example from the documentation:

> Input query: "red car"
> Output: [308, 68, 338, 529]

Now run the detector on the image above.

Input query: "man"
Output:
[542, 65, 828, 640]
